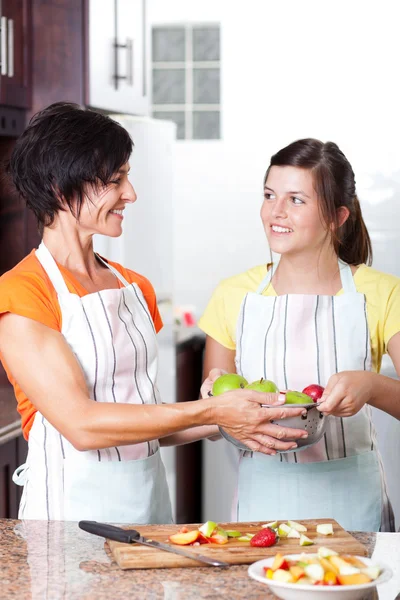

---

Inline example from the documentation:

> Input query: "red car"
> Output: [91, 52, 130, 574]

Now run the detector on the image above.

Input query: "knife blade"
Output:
[79, 520, 229, 567]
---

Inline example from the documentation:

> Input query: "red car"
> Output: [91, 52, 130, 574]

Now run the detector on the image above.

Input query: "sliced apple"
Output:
[362, 566, 381, 580]
[299, 534, 313, 546]
[225, 530, 242, 538]
[198, 520, 217, 537]
[289, 565, 305, 581]
[329, 556, 360, 575]
[342, 555, 367, 568]
[304, 563, 324, 582]
[287, 528, 301, 538]
[197, 533, 211, 544]
[296, 577, 314, 585]
[337, 573, 371, 585]
[262, 520, 278, 529]
[318, 546, 338, 559]
[209, 533, 229, 545]
[287, 520, 307, 532]
[272, 569, 294, 583]
[271, 553, 289, 571]
[237, 535, 252, 542]
[168, 530, 200, 545]
[320, 557, 338, 574]
[316, 523, 333, 536]
[277, 523, 291, 537]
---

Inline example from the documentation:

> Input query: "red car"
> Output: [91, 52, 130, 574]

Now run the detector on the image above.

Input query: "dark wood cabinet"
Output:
[0, 0, 32, 109]
[175, 335, 205, 524]
[0, 434, 27, 518]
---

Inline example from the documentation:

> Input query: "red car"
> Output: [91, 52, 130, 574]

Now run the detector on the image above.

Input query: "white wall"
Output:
[148, 0, 400, 527]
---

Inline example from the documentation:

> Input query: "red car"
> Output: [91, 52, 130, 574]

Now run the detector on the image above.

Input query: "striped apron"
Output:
[12, 242, 172, 524]
[235, 260, 395, 531]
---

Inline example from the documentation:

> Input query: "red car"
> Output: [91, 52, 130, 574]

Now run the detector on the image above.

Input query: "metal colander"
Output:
[219, 402, 327, 452]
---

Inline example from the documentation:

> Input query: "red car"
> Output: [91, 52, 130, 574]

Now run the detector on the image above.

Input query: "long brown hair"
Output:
[264, 138, 372, 265]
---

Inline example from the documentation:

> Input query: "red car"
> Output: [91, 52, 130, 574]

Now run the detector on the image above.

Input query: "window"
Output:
[151, 24, 221, 140]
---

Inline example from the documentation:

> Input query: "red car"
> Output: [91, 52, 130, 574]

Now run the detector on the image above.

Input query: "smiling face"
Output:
[261, 166, 331, 257]
[73, 163, 137, 237]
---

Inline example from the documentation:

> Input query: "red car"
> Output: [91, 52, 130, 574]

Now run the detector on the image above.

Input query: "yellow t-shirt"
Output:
[197, 264, 400, 373]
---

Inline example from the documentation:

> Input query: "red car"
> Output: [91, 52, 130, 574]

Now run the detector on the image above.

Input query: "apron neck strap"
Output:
[36, 242, 131, 294]
[95, 254, 130, 287]
[256, 257, 356, 295]
[36, 242, 70, 295]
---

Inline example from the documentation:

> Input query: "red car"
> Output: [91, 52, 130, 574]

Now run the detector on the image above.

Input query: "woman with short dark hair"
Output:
[199, 138, 400, 531]
[0, 103, 306, 522]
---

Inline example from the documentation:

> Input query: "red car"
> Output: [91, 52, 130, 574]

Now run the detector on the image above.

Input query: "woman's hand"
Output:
[200, 367, 226, 398]
[210, 388, 308, 455]
[317, 371, 378, 417]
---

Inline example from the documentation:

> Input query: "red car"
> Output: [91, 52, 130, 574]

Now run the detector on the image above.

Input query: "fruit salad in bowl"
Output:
[211, 374, 327, 452]
[248, 547, 392, 600]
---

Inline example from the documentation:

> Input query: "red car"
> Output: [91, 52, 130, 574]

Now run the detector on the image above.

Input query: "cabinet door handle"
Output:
[0, 16, 7, 76]
[7, 18, 13, 78]
[113, 38, 134, 88]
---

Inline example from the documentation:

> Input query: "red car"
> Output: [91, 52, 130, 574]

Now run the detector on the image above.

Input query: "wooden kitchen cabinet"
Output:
[175, 335, 205, 523]
[0, 434, 27, 519]
[0, 0, 31, 109]
[87, 0, 148, 115]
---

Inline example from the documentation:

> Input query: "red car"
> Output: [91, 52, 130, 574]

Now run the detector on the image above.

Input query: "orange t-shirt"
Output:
[0, 250, 163, 440]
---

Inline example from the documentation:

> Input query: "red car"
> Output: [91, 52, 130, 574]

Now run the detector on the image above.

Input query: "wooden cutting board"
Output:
[107, 519, 368, 569]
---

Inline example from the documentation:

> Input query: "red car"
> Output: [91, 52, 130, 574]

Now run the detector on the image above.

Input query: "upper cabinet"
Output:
[0, 0, 31, 109]
[88, 0, 149, 115]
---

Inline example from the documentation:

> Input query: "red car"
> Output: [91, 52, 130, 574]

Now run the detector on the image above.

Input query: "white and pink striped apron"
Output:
[235, 260, 394, 531]
[13, 242, 172, 524]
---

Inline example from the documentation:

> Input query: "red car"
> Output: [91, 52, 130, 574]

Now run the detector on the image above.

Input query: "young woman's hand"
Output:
[317, 371, 378, 417]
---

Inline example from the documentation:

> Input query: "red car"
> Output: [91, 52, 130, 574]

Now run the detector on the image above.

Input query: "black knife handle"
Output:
[79, 520, 139, 544]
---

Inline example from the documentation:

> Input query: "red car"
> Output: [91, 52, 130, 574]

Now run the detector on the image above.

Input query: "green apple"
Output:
[316, 523, 334, 536]
[212, 374, 248, 396]
[287, 528, 301, 538]
[198, 520, 217, 537]
[225, 530, 242, 538]
[287, 520, 307, 532]
[246, 378, 278, 393]
[277, 523, 291, 537]
[237, 535, 252, 541]
[362, 566, 380, 580]
[318, 546, 338, 558]
[299, 534, 314, 546]
[285, 390, 313, 404]
[262, 520, 278, 529]
[304, 564, 324, 582]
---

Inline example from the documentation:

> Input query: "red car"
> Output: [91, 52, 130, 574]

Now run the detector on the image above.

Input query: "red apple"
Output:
[302, 384, 325, 402]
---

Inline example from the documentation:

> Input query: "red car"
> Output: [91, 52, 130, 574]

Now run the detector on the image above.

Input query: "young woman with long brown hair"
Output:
[199, 138, 400, 531]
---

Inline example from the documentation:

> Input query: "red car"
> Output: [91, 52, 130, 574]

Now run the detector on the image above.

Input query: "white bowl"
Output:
[247, 554, 392, 600]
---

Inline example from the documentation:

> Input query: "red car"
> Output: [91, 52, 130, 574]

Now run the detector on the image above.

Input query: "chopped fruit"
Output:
[337, 573, 372, 585]
[264, 568, 274, 579]
[271, 553, 289, 571]
[168, 530, 200, 545]
[287, 528, 301, 539]
[266, 551, 381, 587]
[287, 520, 307, 532]
[362, 566, 380, 580]
[324, 571, 338, 585]
[289, 565, 305, 581]
[215, 526, 228, 539]
[237, 535, 252, 542]
[262, 520, 278, 529]
[318, 546, 338, 559]
[209, 533, 229, 545]
[198, 520, 217, 537]
[225, 530, 242, 538]
[278, 523, 291, 537]
[320, 557, 338, 574]
[316, 523, 334, 536]
[304, 563, 324, 582]
[250, 527, 278, 548]
[299, 534, 313, 546]
[197, 533, 211, 544]
[272, 569, 294, 583]
[179, 526, 189, 533]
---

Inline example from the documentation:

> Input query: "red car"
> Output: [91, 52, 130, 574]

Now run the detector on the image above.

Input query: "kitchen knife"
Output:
[79, 520, 229, 567]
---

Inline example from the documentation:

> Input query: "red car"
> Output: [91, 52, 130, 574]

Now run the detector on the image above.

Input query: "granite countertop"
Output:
[0, 520, 399, 599]
[0, 387, 21, 444]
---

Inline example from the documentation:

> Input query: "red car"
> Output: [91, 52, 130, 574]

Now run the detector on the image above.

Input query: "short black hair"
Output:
[8, 102, 133, 229]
